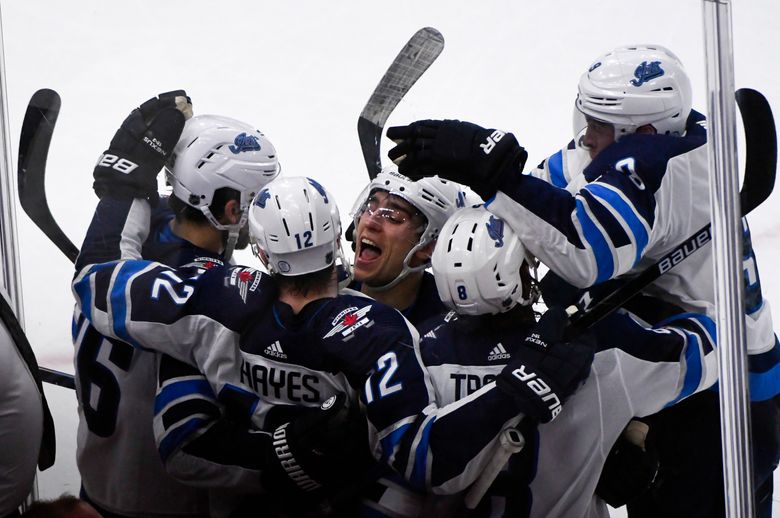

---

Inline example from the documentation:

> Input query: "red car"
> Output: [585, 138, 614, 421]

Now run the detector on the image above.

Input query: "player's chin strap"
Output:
[362, 232, 429, 292]
[199, 206, 246, 262]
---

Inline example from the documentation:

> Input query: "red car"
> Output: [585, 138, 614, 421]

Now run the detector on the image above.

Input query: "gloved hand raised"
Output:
[386, 119, 527, 200]
[93, 90, 192, 202]
[496, 306, 595, 423]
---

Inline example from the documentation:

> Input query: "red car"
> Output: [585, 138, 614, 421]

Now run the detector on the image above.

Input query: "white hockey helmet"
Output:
[350, 167, 471, 290]
[574, 44, 692, 140]
[165, 115, 281, 256]
[249, 176, 347, 277]
[432, 207, 531, 315]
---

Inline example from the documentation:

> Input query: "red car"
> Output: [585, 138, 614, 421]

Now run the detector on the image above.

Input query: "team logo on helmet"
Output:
[323, 306, 373, 340]
[456, 191, 466, 208]
[229, 133, 261, 154]
[630, 61, 664, 87]
[306, 178, 329, 204]
[254, 189, 271, 208]
[486, 215, 505, 248]
[588, 61, 602, 73]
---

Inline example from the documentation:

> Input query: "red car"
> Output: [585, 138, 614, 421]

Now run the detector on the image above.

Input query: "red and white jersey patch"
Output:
[323, 306, 373, 339]
[228, 267, 263, 303]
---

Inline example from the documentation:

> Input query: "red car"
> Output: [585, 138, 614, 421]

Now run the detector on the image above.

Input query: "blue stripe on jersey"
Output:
[73, 264, 106, 322]
[575, 198, 613, 283]
[155, 379, 215, 414]
[656, 313, 716, 355]
[547, 150, 567, 188]
[380, 423, 412, 463]
[666, 330, 704, 407]
[158, 417, 207, 461]
[585, 183, 649, 266]
[110, 261, 150, 349]
[411, 417, 436, 488]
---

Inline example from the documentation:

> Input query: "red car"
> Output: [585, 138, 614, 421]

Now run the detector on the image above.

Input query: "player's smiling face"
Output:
[354, 190, 425, 286]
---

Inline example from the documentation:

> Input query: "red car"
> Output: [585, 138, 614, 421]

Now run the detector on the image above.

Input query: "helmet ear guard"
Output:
[432, 207, 534, 316]
[574, 44, 692, 141]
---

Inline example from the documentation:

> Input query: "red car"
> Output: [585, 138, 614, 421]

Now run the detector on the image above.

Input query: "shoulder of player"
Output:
[319, 294, 417, 342]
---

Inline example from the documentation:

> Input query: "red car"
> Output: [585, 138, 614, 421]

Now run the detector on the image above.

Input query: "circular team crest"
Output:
[277, 260, 291, 273]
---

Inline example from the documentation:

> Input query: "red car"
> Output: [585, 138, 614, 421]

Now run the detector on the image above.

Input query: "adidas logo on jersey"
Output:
[488, 342, 510, 361]
[264, 340, 287, 359]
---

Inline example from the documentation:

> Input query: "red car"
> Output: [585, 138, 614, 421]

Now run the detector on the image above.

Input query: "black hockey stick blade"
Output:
[40, 366, 76, 390]
[18, 88, 78, 263]
[736, 88, 776, 215]
[567, 88, 777, 336]
[358, 27, 444, 179]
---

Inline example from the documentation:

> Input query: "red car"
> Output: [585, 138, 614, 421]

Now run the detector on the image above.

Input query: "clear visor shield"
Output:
[572, 98, 589, 151]
[573, 95, 635, 145]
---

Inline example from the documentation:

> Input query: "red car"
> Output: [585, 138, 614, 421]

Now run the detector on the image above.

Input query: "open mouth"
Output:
[358, 238, 382, 262]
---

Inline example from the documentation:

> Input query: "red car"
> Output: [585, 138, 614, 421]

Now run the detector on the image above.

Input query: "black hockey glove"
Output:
[596, 420, 659, 507]
[261, 394, 371, 508]
[496, 306, 595, 423]
[93, 90, 192, 202]
[386, 119, 528, 200]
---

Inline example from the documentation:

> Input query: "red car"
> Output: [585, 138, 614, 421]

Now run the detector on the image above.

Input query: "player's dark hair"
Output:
[169, 187, 240, 225]
[275, 263, 336, 297]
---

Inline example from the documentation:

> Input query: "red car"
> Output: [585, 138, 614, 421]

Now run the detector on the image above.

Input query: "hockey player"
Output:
[385, 44, 780, 517]
[349, 169, 473, 332]
[347, 170, 487, 513]
[423, 206, 723, 517]
[74, 91, 287, 517]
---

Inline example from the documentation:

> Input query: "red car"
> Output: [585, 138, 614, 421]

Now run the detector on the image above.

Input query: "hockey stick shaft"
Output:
[464, 426, 525, 510]
[567, 87, 776, 336]
[358, 27, 444, 179]
[18, 89, 78, 390]
[40, 366, 76, 390]
[18, 88, 79, 262]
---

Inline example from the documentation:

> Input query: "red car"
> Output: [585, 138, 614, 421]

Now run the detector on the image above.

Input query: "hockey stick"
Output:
[18, 88, 79, 263]
[358, 27, 444, 179]
[566, 87, 776, 336]
[17, 88, 78, 390]
[464, 427, 525, 510]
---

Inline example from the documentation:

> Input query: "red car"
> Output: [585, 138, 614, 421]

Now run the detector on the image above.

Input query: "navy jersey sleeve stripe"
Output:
[160, 399, 220, 431]
[155, 379, 215, 414]
[411, 417, 436, 488]
[656, 312, 716, 355]
[380, 423, 413, 463]
[586, 183, 650, 265]
[575, 198, 614, 283]
[579, 189, 631, 249]
[159, 417, 207, 461]
[110, 261, 156, 349]
[666, 330, 704, 407]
